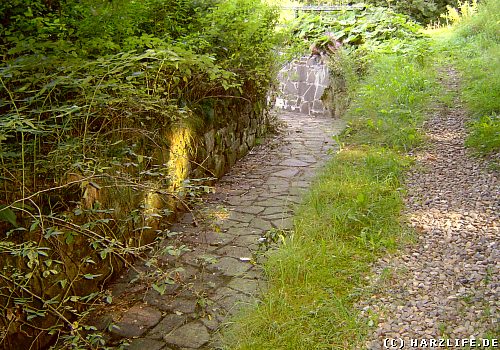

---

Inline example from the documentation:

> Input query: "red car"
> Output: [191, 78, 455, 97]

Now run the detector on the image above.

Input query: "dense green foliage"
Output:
[0, 0, 280, 348]
[1, 0, 214, 57]
[436, 0, 500, 158]
[0, 0, 279, 205]
[363, 0, 458, 24]
[291, 5, 424, 47]
[298, 0, 458, 24]
[0, 0, 279, 229]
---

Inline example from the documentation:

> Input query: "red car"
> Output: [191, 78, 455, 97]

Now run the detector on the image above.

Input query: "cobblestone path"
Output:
[359, 69, 499, 349]
[95, 111, 345, 349]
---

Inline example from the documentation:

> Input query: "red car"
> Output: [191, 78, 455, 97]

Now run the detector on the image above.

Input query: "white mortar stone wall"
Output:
[275, 55, 331, 117]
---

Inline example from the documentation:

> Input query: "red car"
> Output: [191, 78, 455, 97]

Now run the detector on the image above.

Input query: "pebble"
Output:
[357, 68, 499, 347]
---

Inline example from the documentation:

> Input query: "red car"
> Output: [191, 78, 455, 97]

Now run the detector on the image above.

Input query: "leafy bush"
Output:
[364, 0, 459, 24]
[290, 5, 424, 52]
[0, 0, 216, 57]
[289, 0, 459, 23]
[0, 47, 238, 200]
[190, 0, 281, 96]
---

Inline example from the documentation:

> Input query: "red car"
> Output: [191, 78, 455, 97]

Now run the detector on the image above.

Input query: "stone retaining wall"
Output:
[193, 105, 268, 179]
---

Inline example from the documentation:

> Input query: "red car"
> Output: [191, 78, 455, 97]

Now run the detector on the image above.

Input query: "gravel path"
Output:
[359, 69, 499, 348]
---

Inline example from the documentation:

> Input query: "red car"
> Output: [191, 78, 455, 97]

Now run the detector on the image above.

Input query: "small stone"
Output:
[168, 298, 197, 314]
[279, 158, 310, 167]
[163, 322, 210, 348]
[200, 315, 219, 331]
[112, 305, 162, 338]
[124, 338, 166, 350]
[210, 256, 252, 276]
[148, 314, 187, 340]
[249, 217, 274, 231]
[227, 278, 261, 295]
[235, 205, 265, 215]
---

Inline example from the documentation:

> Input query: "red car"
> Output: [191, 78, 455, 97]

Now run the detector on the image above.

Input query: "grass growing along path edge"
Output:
[441, 0, 499, 163]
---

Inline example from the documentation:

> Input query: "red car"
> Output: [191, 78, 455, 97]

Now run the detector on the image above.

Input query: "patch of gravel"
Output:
[358, 68, 499, 349]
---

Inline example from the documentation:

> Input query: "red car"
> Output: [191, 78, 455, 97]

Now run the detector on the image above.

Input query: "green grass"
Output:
[343, 52, 436, 152]
[221, 42, 436, 349]
[465, 115, 500, 155]
[435, 0, 500, 158]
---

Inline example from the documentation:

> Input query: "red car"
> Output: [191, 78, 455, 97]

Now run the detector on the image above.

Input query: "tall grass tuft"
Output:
[343, 46, 436, 152]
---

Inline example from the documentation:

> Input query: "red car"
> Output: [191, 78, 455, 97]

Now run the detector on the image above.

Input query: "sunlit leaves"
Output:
[290, 6, 425, 54]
